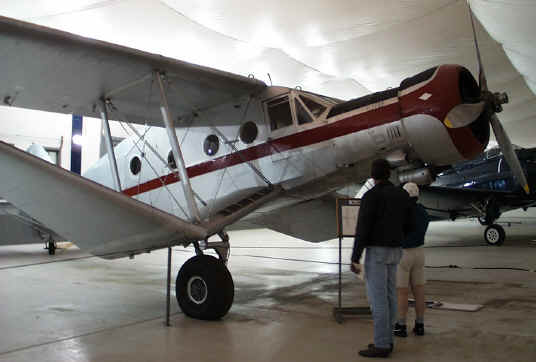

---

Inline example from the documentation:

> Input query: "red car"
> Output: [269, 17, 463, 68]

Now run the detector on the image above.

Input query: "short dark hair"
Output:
[371, 159, 390, 180]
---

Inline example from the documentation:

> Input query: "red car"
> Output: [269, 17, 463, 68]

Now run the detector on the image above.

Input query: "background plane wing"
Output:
[0, 141, 207, 259]
[0, 199, 64, 245]
[0, 16, 266, 127]
[420, 185, 536, 221]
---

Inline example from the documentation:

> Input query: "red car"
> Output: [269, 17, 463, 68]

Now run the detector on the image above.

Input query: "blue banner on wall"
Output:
[71, 114, 83, 174]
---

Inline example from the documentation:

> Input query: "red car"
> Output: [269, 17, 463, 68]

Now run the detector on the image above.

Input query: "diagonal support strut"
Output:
[155, 71, 201, 223]
[99, 99, 122, 191]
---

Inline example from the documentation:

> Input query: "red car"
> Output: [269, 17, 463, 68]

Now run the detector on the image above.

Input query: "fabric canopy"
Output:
[1, 0, 535, 145]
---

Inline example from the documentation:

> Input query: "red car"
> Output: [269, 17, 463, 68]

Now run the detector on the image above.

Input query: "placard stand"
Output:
[333, 198, 371, 323]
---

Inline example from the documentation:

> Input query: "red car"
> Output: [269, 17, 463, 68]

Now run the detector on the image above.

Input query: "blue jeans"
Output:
[364, 246, 402, 349]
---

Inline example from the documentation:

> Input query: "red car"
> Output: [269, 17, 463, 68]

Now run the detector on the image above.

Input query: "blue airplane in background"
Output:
[420, 146, 536, 245]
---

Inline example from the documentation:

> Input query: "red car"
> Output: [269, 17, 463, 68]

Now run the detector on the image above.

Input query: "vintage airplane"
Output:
[418, 146, 536, 246]
[0, 12, 529, 320]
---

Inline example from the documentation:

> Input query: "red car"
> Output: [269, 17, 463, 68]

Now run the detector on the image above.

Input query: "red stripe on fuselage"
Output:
[122, 101, 401, 197]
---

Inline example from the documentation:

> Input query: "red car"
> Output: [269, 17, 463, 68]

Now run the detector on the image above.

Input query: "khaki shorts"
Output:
[397, 246, 425, 288]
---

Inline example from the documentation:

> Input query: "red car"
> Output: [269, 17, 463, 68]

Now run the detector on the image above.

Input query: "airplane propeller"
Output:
[467, 4, 530, 194]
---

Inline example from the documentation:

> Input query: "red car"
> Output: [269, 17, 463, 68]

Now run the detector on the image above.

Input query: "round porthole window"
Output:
[168, 151, 177, 169]
[130, 156, 141, 175]
[240, 121, 258, 144]
[204, 135, 220, 156]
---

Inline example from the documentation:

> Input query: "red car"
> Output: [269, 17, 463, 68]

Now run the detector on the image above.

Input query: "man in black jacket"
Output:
[351, 158, 415, 358]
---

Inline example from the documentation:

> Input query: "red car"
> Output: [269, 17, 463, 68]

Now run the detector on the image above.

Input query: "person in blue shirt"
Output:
[393, 182, 429, 337]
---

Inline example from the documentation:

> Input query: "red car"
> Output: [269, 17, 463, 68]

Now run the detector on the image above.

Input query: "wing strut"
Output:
[156, 71, 201, 223]
[99, 100, 122, 191]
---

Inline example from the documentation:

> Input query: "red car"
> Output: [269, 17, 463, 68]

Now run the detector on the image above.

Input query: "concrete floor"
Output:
[0, 220, 535, 361]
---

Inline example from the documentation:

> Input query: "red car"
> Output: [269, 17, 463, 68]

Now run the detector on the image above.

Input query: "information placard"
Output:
[336, 198, 361, 237]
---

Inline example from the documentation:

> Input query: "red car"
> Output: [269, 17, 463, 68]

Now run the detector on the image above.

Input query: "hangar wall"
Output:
[0, 106, 131, 173]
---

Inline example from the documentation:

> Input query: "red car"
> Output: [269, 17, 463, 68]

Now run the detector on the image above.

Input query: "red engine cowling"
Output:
[398, 65, 489, 161]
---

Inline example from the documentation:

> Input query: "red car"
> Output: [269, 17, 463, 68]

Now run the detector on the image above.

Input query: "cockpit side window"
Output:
[267, 96, 293, 131]
[299, 95, 326, 118]
[296, 99, 314, 125]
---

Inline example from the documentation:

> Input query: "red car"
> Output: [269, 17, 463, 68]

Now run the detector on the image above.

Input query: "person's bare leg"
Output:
[411, 284, 425, 335]
[397, 287, 409, 321]
[394, 287, 409, 337]
[412, 284, 425, 320]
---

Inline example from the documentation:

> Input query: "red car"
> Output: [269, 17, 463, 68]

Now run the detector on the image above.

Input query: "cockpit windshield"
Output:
[299, 95, 327, 117]
[265, 90, 335, 132]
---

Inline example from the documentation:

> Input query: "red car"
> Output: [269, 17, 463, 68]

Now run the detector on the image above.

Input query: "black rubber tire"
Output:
[484, 224, 505, 246]
[48, 241, 56, 255]
[176, 255, 234, 320]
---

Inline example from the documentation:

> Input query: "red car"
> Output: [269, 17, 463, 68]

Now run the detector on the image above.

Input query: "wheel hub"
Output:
[486, 229, 499, 243]
[187, 276, 208, 305]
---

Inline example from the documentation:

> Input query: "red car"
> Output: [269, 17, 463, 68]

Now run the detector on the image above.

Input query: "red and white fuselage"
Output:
[84, 65, 489, 233]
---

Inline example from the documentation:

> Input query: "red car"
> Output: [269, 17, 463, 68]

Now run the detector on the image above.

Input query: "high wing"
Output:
[0, 15, 266, 126]
[0, 141, 207, 259]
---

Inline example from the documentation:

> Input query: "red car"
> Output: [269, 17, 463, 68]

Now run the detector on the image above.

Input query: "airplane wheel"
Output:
[176, 254, 234, 320]
[48, 241, 56, 255]
[484, 224, 505, 246]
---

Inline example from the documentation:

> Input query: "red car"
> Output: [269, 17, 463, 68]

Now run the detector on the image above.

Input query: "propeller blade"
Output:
[490, 114, 530, 194]
[468, 3, 488, 92]
[443, 101, 486, 128]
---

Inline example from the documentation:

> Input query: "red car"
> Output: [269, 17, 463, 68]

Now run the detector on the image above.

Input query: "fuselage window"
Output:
[267, 96, 293, 131]
[299, 95, 326, 118]
[296, 100, 314, 125]
[204, 135, 220, 156]
[168, 151, 177, 169]
[130, 156, 142, 175]
[240, 121, 258, 144]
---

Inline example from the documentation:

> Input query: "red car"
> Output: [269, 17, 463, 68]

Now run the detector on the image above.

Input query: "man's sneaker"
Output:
[413, 322, 425, 336]
[393, 323, 407, 337]
[368, 344, 393, 353]
[359, 345, 391, 358]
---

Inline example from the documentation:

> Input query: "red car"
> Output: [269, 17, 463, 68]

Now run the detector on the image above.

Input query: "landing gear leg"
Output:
[44, 238, 56, 255]
[213, 231, 230, 264]
[484, 224, 505, 246]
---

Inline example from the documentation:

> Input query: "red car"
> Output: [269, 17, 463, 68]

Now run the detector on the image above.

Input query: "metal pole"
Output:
[166, 246, 172, 327]
[99, 101, 122, 191]
[155, 72, 201, 222]
[338, 236, 342, 309]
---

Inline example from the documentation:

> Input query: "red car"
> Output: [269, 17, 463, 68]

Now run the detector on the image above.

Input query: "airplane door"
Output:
[263, 93, 304, 182]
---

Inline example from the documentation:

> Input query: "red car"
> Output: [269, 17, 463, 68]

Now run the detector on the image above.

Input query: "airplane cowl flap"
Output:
[0, 141, 207, 259]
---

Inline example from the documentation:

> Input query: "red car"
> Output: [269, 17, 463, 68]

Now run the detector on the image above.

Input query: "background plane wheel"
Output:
[484, 224, 505, 246]
[48, 241, 56, 255]
[176, 254, 234, 320]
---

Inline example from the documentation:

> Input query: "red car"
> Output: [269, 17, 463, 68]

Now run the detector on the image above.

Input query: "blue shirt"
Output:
[401, 202, 429, 249]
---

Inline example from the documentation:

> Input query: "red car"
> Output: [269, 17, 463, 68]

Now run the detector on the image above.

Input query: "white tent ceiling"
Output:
[2, 0, 535, 146]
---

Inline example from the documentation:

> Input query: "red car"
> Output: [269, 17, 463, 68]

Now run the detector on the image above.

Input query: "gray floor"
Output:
[0, 220, 535, 361]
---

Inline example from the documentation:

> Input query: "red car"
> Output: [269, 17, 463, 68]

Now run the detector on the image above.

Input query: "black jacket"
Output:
[351, 181, 415, 262]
